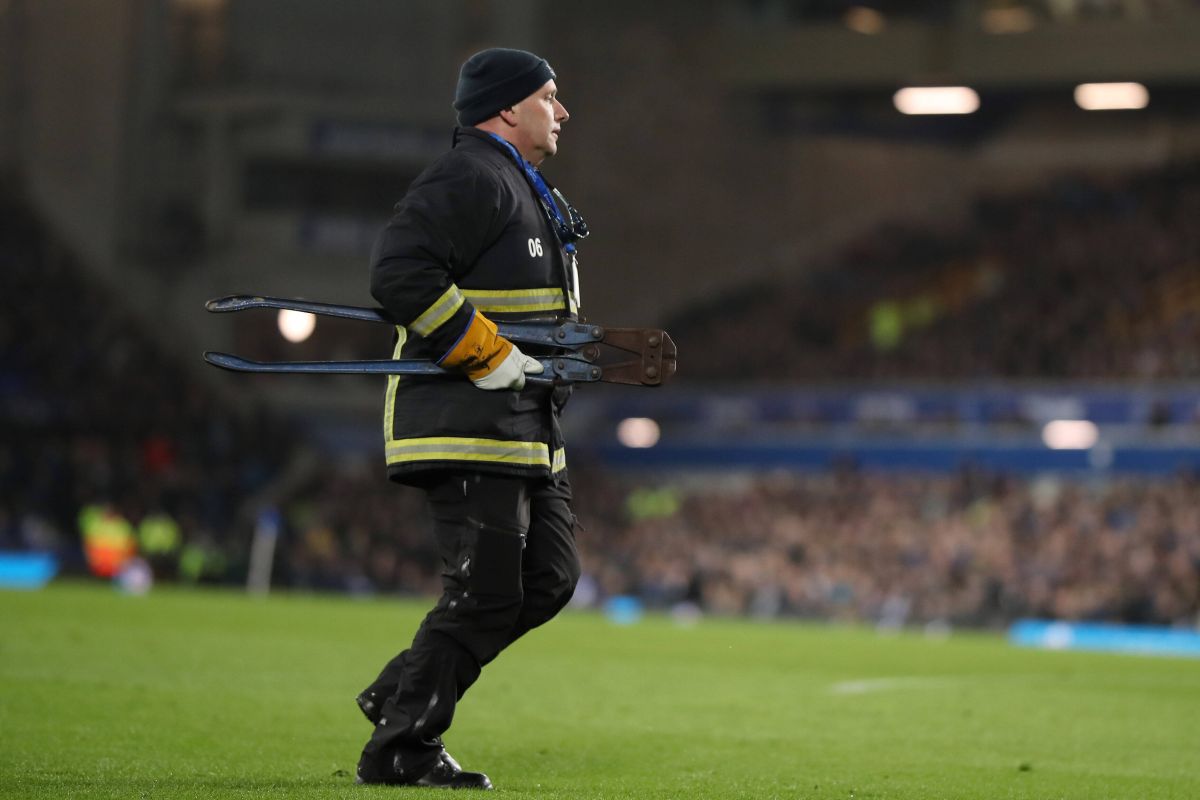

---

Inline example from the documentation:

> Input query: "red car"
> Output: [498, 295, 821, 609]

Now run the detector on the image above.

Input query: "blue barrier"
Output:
[0, 552, 59, 590]
[602, 595, 645, 626]
[303, 383, 1200, 475]
[1009, 619, 1200, 659]
[591, 440, 1200, 475]
[582, 385, 1200, 426]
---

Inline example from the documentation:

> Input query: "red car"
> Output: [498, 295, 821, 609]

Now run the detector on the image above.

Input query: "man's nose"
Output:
[556, 101, 569, 122]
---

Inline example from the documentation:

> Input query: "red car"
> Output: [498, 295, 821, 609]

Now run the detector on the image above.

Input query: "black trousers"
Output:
[359, 471, 580, 776]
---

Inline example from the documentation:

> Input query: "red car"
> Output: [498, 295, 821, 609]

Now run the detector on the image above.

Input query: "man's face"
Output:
[507, 79, 568, 164]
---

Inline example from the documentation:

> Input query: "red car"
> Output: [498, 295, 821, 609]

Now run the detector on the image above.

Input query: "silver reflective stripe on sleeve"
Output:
[409, 285, 466, 337]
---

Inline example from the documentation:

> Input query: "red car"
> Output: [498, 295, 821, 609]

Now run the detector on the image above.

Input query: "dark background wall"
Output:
[4, 0, 1200, 414]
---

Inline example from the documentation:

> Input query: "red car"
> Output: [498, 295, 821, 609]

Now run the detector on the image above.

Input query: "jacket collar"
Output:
[452, 126, 512, 154]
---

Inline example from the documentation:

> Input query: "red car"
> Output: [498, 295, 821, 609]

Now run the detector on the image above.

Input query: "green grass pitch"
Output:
[2, 583, 1198, 799]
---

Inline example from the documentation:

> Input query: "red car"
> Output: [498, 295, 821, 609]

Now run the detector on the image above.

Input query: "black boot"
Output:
[356, 746, 492, 790]
[415, 750, 493, 790]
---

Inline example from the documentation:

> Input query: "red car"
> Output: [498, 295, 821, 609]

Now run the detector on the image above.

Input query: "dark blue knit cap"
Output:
[453, 48, 556, 126]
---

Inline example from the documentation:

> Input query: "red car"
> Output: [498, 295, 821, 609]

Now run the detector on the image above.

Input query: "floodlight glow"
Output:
[617, 417, 660, 449]
[981, 6, 1035, 33]
[893, 86, 980, 115]
[1074, 82, 1149, 111]
[1042, 420, 1099, 450]
[277, 309, 316, 343]
[844, 6, 885, 34]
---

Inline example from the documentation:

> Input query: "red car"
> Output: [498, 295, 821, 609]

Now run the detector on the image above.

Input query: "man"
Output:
[354, 48, 585, 790]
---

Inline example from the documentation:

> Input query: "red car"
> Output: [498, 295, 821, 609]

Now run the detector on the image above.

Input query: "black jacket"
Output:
[370, 127, 580, 484]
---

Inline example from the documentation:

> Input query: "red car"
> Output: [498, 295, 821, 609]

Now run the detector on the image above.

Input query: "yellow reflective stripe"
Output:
[410, 285, 465, 336]
[386, 437, 550, 467]
[551, 447, 566, 473]
[383, 326, 407, 441]
[462, 287, 566, 314]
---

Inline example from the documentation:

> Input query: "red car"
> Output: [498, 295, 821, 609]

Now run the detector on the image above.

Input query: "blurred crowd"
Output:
[676, 164, 1200, 382]
[572, 466, 1200, 628]
[0, 187, 293, 582]
[273, 463, 1200, 629]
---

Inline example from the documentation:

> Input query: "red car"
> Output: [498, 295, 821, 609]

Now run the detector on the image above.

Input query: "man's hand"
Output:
[471, 344, 543, 390]
[440, 310, 544, 390]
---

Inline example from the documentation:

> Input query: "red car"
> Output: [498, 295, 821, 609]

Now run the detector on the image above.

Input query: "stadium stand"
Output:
[0, 185, 294, 583]
[267, 464, 1200, 628]
[672, 163, 1200, 382]
[4, 172, 1198, 628]
[570, 467, 1200, 628]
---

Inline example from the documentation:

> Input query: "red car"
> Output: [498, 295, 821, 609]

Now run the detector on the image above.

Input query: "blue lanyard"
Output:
[485, 133, 578, 254]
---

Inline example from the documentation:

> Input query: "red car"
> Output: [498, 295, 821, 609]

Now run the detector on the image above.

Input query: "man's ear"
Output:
[497, 107, 518, 127]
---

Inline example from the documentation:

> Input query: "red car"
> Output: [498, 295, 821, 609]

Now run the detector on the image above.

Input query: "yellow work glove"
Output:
[441, 311, 544, 390]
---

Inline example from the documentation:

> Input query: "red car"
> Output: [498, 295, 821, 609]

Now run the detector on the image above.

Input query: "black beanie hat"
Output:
[453, 48, 556, 126]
